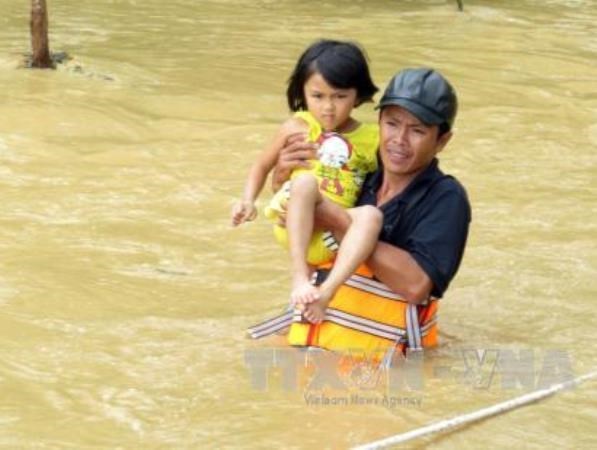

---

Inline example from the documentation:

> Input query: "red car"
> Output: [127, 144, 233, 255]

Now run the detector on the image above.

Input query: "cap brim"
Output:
[375, 97, 444, 126]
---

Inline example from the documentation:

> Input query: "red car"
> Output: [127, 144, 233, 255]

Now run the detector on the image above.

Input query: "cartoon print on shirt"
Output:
[316, 132, 353, 195]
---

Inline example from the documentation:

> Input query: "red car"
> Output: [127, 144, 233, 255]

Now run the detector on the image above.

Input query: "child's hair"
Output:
[286, 39, 378, 112]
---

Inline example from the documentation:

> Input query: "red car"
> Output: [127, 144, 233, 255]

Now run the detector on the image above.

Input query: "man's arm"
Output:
[367, 187, 470, 304]
[366, 243, 433, 304]
[314, 200, 432, 304]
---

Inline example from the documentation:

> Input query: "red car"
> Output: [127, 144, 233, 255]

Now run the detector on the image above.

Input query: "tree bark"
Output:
[30, 0, 52, 68]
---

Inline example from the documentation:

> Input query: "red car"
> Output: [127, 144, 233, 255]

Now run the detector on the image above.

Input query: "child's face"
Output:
[303, 72, 358, 132]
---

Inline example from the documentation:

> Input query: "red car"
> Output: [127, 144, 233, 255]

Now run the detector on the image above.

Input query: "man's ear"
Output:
[436, 130, 453, 154]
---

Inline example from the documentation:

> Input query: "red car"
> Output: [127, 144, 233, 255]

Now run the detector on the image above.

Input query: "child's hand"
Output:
[231, 200, 257, 226]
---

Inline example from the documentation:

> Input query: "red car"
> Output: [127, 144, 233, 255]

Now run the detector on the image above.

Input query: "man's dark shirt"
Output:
[357, 158, 471, 298]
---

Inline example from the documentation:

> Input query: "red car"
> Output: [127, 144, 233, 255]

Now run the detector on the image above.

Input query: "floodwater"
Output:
[0, 0, 596, 448]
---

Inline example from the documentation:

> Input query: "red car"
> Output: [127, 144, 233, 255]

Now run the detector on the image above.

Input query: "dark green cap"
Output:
[377, 68, 458, 130]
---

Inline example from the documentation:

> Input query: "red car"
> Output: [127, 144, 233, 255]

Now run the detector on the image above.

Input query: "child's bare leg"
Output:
[320, 206, 383, 299]
[287, 174, 323, 306]
[303, 205, 382, 323]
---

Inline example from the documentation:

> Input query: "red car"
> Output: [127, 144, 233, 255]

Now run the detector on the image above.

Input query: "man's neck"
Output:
[376, 171, 417, 206]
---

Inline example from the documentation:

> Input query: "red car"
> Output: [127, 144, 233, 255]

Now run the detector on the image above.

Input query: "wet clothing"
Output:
[284, 158, 471, 357]
[357, 158, 471, 298]
[249, 157, 471, 362]
[265, 111, 378, 265]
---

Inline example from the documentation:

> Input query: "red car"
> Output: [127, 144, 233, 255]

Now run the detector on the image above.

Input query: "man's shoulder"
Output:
[425, 174, 471, 220]
[433, 174, 468, 199]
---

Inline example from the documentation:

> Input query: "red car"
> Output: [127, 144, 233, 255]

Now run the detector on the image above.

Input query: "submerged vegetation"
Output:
[29, 0, 52, 68]
[26, 0, 74, 70]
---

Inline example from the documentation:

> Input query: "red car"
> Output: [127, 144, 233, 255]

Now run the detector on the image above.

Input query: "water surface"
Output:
[0, 0, 596, 448]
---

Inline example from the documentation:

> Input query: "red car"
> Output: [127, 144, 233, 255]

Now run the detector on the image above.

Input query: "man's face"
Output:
[379, 105, 452, 178]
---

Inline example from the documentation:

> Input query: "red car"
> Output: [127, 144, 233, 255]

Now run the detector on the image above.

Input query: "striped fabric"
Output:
[248, 268, 437, 353]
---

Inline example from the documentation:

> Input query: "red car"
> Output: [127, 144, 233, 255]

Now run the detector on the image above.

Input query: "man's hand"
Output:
[271, 132, 318, 192]
[231, 200, 257, 226]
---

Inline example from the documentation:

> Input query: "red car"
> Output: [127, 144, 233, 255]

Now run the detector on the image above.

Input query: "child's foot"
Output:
[303, 299, 329, 324]
[302, 283, 335, 323]
[290, 279, 320, 306]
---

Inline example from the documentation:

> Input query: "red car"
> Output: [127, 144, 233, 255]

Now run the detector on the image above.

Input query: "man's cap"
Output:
[377, 68, 458, 130]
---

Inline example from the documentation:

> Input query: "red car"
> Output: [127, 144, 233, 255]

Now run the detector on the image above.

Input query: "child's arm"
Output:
[231, 118, 308, 226]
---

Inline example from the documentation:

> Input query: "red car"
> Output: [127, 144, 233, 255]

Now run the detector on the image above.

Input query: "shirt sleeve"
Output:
[404, 183, 471, 298]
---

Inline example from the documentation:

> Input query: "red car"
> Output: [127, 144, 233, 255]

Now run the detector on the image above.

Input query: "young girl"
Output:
[232, 39, 382, 323]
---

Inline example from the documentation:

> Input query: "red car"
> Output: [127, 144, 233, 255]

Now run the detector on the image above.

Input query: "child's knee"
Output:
[354, 205, 383, 231]
[290, 173, 319, 195]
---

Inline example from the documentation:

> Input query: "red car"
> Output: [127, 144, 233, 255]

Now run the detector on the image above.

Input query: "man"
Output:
[250, 68, 470, 359]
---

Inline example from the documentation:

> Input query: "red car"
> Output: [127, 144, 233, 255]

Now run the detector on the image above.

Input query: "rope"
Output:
[352, 370, 597, 449]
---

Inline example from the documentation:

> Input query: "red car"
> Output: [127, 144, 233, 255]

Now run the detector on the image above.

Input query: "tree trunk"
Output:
[30, 0, 52, 68]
